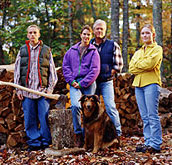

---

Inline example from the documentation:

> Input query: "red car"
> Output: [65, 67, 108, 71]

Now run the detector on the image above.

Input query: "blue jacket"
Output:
[62, 42, 100, 88]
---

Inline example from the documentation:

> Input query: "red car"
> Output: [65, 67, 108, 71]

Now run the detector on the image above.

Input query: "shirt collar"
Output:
[29, 41, 40, 50]
[141, 42, 157, 49]
[92, 36, 107, 46]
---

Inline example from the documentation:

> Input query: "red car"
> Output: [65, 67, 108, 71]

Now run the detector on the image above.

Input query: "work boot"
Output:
[75, 133, 84, 148]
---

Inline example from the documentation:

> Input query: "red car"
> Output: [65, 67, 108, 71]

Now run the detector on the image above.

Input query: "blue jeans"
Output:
[22, 97, 51, 147]
[135, 84, 162, 150]
[96, 80, 121, 136]
[70, 80, 96, 134]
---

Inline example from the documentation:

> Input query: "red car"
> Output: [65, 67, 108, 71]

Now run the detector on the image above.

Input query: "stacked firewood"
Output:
[113, 73, 142, 135]
[0, 68, 25, 147]
[159, 87, 172, 133]
[113, 73, 172, 135]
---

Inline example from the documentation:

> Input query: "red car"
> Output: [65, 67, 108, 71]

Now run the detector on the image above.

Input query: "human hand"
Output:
[111, 69, 117, 76]
[72, 82, 80, 89]
[17, 93, 23, 100]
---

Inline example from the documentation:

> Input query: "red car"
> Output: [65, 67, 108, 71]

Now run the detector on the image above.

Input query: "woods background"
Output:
[0, 0, 172, 86]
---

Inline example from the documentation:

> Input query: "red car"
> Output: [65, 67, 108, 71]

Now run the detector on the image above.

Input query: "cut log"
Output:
[48, 109, 75, 150]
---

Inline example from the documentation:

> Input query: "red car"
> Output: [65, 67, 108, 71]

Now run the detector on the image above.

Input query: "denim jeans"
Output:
[70, 80, 96, 134]
[135, 84, 162, 150]
[96, 80, 121, 136]
[22, 97, 51, 147]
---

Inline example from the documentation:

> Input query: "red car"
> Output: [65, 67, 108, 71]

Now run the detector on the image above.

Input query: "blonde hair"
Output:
[93, 19, 107, 31]
[141, 24, 156, 42]
[27, 25, 40, 32]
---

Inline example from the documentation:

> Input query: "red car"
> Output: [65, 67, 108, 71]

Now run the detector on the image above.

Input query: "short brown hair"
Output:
[141, 24, 156, 42]
[27, 25, 40, 32]
[80, 25, 93, 34]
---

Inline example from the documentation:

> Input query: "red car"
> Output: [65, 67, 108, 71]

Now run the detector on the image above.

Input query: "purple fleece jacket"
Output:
[62, 42, 100, 88]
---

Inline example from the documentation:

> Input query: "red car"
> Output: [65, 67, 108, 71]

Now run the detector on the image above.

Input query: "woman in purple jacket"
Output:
[63, 25, 100, 147]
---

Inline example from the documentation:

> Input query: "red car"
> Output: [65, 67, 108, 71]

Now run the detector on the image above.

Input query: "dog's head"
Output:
[79, 95, 100, 118]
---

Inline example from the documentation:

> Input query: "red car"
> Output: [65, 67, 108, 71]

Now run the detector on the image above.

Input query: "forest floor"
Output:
[0, 132, 171, 164]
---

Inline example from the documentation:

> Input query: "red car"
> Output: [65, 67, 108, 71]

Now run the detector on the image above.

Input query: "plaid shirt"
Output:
[14, 42, 58, 99]
[92, 37, 123, 73]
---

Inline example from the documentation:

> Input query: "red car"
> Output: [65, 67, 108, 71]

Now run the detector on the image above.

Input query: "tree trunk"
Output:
[0, 40, 4, 65]
[171, 0, 172, 73]
[136, 0, 141, 50]
[122, 0, 129, 72]
[111, 0, 120, 43]
[0, 1, 8, 65]
[153, 0, 164, 75]
[89, 0, 96, 21]
[68, 0, 73, 47]
[44, 0, 51, 46]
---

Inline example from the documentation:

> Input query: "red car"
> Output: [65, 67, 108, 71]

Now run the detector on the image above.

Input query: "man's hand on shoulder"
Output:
[111, 69, 117, 76]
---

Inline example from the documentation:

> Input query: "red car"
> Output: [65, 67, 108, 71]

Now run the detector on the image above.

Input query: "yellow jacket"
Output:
[129, 42, 163, 87]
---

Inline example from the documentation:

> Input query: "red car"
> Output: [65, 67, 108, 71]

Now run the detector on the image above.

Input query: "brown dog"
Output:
[79, 95, 120, 153]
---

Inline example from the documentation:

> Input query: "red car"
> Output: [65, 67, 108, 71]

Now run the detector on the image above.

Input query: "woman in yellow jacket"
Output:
[129, 24, 163, 153]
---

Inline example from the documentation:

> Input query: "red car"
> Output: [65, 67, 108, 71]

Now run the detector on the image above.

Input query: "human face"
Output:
[80, 29, 92, 46]
[93, 23, 106, 39]
[27, 27, 40, 46]
[141, 27, 154, 45]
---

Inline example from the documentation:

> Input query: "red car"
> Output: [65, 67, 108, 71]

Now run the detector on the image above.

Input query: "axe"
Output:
[0, 81, 67, 109]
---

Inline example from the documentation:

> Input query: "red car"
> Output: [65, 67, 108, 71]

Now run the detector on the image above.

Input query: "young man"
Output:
[91, 19, 123, 137]
[14, 25, 58, 151]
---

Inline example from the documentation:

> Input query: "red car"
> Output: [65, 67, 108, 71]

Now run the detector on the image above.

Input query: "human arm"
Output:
[134, 46, 163, 70]
[14, 51, 23, 100]
[47, 51, 58, 94]
[78, 49, 100, 88]
[129, 51, 145, 74]
[129, 46, 163, 74]
[113, 42, 123, 73]
[62, 49, 76, 85]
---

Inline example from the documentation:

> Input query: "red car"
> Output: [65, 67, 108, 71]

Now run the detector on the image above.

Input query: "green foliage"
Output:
[0, 0, 171, 84]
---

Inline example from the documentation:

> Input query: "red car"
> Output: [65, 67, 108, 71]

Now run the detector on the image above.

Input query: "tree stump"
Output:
[48, 109, 75, 150]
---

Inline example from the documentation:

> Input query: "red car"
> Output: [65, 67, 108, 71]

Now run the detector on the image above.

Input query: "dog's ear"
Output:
[79, 95, 86, 103]
[92, 95, 100, 103]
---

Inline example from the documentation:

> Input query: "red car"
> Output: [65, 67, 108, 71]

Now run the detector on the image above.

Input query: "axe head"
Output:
[55, 94, 68, 110]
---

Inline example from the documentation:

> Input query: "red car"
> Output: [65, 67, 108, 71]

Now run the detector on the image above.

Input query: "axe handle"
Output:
[0, 81, 60, 100]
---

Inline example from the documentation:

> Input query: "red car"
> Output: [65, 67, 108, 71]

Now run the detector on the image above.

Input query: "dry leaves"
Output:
[0, 132, 171, 164]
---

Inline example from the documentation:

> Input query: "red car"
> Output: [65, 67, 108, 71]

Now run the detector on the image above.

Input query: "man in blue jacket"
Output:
[63, 25, 100, 147]
[91, 19, 123, 137]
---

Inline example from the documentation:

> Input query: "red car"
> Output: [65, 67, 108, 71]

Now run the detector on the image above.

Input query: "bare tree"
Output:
[153, 0, 163, 74]
[122, 0, 129, 72]
[0, 0, 10, 64]
[153, 0, 163, 47]
[136, 0, 141, 50]
[90, 0, 96, 21]
[170, 0, 172, 73]
[68, 0, 73, 47]
[44, 0, 51, 46]
[111, 0, 120, 43]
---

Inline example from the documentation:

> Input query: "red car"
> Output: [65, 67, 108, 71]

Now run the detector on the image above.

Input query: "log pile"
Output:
[0, 68, 25, 147]
[159, 87, 172, 133]
[113, 73, 142, 135]
[113, 73, 172, 135]
[0, 67, 172, 147]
